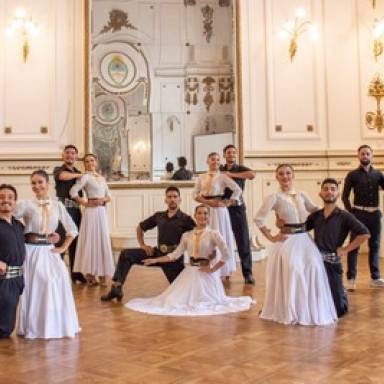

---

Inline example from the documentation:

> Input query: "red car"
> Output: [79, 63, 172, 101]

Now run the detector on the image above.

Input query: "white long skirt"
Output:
[260, 233, 337, 326]
[126, 265, 254, 316]
[17, 244, 80, 339]
[73, 206, 114, 277]
[209, 206, 236, 277]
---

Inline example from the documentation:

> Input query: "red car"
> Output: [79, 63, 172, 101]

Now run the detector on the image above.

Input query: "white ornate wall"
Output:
[240, 0, 384, 154]
[0, 0, 85, 158]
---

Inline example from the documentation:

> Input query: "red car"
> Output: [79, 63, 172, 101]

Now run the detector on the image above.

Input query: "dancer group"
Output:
[1, 143, 383, 339]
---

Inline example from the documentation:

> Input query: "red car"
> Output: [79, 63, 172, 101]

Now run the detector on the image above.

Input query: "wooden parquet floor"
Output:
[1, 255, 384, 384]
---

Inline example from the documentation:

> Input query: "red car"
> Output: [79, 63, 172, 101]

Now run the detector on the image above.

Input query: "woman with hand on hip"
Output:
[15, 170, 80, 339]
[70, 154, 114, 286]
[126, 204, 253, 316]
[254, 164, 337, 326]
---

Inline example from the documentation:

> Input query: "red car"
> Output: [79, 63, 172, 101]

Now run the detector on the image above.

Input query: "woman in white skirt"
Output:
[126, 205, 253, 316]
[15, 170, 80, 339]
[70, 153, 114, 286]
[254, 164, 337, 326]
[193, 152, 242, 279]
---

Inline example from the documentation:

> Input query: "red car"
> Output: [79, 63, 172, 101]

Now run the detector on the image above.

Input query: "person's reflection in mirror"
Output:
[161, 162, 174, 180]
[172, 157, 193, 181]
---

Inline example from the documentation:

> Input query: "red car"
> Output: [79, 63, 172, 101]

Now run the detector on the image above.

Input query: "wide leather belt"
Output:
[202, 195, 225, 200]
[0, 266, 23, 279]
[59, 198, 80, 209]
[321, 252, 341, 264]
[158, 244, 177, 254]
[353, 205, 379, 213]
[25, 233, 51, 245]
[190, 257, 210, 267]
[281, 223, 306, 234]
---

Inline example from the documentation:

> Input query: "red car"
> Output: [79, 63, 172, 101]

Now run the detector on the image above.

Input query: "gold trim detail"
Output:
[84, 0, 90, 154]
[235, 0, 244, 163]
[365, 73, 384, 133]
[201, 5, 214, 43]
[202, 76, 216, 111]
[100, 9, 137, 34]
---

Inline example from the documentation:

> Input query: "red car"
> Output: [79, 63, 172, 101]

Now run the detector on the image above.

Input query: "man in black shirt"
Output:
[0, 184, 25, 338]
[101, 186, 195, 302]
[172, 156, 193, 181]
[53, 145, 85, 284]
[342, 144, 384, 290]
[306, 178, 370, 317]
[220, 145, 256, 285]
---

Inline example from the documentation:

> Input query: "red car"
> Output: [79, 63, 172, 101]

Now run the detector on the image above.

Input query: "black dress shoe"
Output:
[244, 275, 256, 285]
[100, 286, 123, 302]
[71, 273, 87, 284]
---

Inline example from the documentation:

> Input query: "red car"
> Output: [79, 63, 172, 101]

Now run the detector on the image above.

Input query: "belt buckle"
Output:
[159, 244, 168, 254]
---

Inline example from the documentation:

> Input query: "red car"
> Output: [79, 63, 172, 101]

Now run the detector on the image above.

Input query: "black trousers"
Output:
[347, 209, 381, 280]
[324, 261, 348, 317]
[0, 277, 24, 338]
[112, 248, 184, 285]
[57, 207, 83, 279]
[228, 205, 253, 278]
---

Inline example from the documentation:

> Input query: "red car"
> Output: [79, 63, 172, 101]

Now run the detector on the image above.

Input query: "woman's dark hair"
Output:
[84, 153, 97, 161]
[166, 162, 174, 172]
[31, 169, 49, 182]
[0, 184, 18, 200]
[194, 204, 209, 214]
[275, 163, 294, 173]
[207, 152, 220, 159]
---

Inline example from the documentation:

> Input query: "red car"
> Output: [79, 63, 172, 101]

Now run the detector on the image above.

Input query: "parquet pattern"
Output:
[1, 255, 384, 383]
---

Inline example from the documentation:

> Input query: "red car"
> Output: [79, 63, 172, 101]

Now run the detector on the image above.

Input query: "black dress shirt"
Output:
[53, 164, 83, 200]
[140, 210, 195, 247]
[342, 166, 384, 211]
[172, 168, 193, 181]
[0, 217, 25, 267]
[220, 163, 251, 191]
[220, 163, 251, 205]
[306, 207, 369, 253]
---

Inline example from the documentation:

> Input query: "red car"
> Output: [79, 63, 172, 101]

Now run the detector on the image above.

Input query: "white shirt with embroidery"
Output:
[70, 173, 111, 199]
[193, 171, 242, 202]
[254, 190, 318, 227]
[167, 227, 229, 263]
[14, 199, 78, 237]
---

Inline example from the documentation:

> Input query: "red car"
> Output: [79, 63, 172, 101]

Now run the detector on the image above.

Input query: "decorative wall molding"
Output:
[99, 9, 137, 35]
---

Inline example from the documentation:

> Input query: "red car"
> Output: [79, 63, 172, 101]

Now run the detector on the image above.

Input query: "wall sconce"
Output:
[365, 73, 384, 132]
[278, 8, 318, 62]
[373, 18, 384, 61]
[4, 8, 40, 63]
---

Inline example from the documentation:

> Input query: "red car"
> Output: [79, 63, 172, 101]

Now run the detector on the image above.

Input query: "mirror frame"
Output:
[83, 0, 244, 170]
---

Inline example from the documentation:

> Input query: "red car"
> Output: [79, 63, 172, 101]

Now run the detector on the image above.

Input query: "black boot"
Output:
[100, 285, 123, 302]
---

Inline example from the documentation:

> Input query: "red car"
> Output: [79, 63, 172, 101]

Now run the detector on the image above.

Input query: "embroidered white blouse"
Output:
[14, 199, 78, 237]
[254, 190, 318, 228]
[167, 227, 229, 263]
[193, 172, 242, 202]
[70, 173, 111, 200]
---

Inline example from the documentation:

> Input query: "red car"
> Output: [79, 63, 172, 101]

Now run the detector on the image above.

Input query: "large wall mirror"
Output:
[87, 0, 242, 181]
